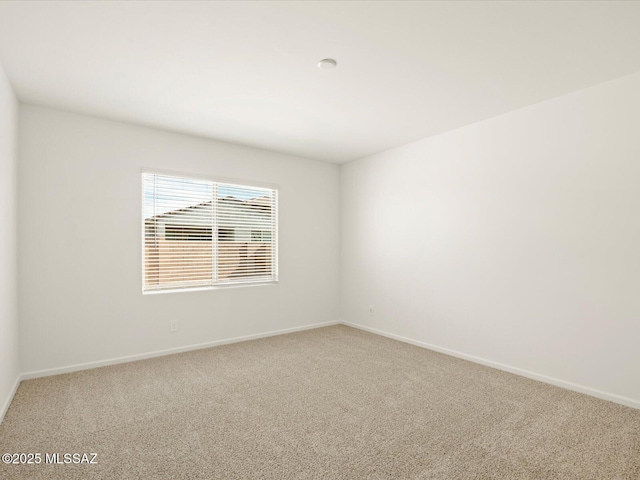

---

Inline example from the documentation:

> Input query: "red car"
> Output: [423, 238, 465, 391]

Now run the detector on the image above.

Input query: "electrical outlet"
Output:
[368, 306, 374, 316]
[170, 319, 178, 332]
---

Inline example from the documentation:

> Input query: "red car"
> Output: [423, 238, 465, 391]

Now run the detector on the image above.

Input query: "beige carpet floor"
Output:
[0, 325, 639, 479]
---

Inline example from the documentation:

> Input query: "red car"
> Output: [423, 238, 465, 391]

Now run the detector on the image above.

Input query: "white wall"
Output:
[341, 72, 640, 406]
[18, 106, 340, 374]
[0, 64, 19, 420]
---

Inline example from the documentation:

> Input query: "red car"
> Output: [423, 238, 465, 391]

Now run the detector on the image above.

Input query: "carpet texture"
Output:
[1, 325, 639, 479]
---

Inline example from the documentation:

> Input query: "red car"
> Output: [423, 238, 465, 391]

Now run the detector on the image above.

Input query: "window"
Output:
[143, 172, 278, 292]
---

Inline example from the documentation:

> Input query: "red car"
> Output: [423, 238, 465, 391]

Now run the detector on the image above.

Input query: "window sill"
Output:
[143, 280, 278, 296]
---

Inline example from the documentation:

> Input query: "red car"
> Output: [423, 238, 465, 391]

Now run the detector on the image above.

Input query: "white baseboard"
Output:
[16, 319, 640, 411]
[21, 320, 340, 380]
[341, 320, 640, 410]
[0, 374, 22, 426]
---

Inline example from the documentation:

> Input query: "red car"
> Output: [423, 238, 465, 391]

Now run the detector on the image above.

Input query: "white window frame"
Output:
[141, 168, 279, 294]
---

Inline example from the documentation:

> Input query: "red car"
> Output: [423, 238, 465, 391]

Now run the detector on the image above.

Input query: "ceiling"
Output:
[1, 1, 640, 164]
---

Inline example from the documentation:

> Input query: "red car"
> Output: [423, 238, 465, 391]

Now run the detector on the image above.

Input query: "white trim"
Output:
[21, 320, 340, 380]
[16, 320, 639, 411]
[0, 374, 22, 426]
[341, 320, 640, 410]
[143, 280, 278, 296]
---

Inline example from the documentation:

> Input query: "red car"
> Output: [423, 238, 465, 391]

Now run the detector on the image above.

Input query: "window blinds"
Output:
[143, 172, 278, 292]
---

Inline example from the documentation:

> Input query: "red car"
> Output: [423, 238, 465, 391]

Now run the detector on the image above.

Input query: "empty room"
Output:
[1, 1, 639, 478]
